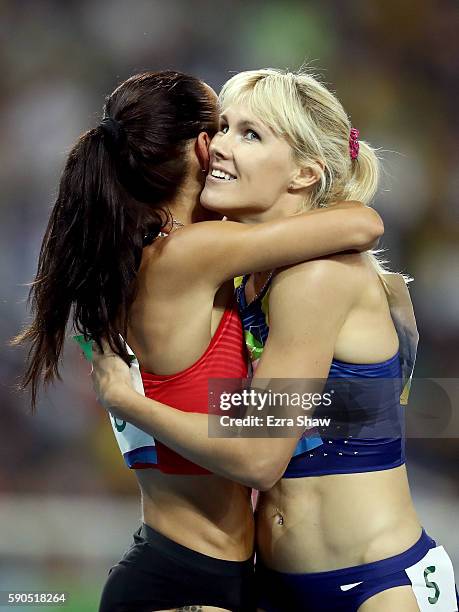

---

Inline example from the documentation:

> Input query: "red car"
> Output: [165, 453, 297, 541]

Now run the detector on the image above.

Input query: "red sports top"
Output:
[140, 300, 248, 474]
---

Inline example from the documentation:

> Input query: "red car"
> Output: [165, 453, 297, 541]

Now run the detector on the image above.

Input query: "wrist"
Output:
[100, 381, 134, 413]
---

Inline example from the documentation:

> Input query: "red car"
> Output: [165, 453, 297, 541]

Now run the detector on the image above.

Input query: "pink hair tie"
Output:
[349, 127, 360, 160]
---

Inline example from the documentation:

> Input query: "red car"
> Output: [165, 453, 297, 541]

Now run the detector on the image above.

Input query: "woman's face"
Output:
[200, 103, 300, 222]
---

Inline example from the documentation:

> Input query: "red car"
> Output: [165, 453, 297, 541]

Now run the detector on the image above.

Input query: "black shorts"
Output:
[98, 523, 255, 612]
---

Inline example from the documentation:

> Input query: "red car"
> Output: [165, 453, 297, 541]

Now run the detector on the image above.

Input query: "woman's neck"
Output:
[167, 185, 221, 226]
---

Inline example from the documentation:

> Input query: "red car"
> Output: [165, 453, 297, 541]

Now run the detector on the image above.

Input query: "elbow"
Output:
[358, 208, 384, 251]
[371, 209, 385, 241]
[247, 456, 285, 491]
[251, 476, 278, 492]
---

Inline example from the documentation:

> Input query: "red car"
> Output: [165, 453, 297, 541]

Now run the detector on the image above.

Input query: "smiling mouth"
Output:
[210, 169, 237, 181]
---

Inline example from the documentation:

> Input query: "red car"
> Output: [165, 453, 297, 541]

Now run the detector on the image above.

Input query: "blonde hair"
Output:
[220, 68, 389, 276]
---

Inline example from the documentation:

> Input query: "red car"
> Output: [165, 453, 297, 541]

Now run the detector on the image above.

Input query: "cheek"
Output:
[254, 156, 291, 195]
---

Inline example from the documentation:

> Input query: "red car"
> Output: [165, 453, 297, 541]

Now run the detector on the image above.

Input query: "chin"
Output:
[200, 189, 266, 223]
[201, 191, 230, 214]
[201, 200, 242, 221]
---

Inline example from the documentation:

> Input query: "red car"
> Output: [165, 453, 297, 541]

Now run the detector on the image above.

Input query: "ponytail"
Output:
[343, 140, 380, 206]
[341, 139, 392, 279]
[13, 127, 164, 410]
[13, 70, 218, 410]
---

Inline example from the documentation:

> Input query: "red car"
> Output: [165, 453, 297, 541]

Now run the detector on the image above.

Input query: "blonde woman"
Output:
[90, 69, 458, 611]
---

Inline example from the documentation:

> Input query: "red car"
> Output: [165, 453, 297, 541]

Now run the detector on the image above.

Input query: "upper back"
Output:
[126, 231, 234, 374]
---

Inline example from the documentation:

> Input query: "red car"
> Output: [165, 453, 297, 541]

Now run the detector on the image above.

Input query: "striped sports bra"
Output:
[106, 299, 248, 475]
[139, 299, 248, 474]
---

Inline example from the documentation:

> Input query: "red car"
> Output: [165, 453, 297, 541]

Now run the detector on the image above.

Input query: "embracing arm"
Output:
[92, 258, 353, 490]
[162, 202, 383, 286]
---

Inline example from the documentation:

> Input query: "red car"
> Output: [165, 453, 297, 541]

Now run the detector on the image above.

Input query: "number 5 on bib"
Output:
[405, 545, 458, 611]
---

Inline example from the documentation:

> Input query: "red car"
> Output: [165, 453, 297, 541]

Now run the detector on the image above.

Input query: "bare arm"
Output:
[161, 202, 383, 287]
[92, 258, 354, 489]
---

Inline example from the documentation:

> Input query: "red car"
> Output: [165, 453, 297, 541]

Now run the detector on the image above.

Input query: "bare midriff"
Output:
[256, 464, 422, 573]
[137, 469, 254, 561]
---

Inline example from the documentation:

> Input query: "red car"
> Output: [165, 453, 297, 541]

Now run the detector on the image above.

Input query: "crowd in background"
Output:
[0, 0, 457, 607]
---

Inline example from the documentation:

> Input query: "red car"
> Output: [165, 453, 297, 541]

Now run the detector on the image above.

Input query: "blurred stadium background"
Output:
[1, 0, 458, 609]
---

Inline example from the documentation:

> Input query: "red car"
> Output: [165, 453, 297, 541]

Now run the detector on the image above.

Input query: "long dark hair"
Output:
[13, 71, 218, 410]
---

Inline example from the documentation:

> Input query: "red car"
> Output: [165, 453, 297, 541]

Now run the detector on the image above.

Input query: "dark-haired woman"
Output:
[15, 71, 383, 611]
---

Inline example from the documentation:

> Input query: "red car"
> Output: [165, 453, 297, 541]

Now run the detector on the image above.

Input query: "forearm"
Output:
[109, 387, 279, 489]
[171, 202, 383, 285]
[275, 203, 383, 258]
[234, 203, 384, 277]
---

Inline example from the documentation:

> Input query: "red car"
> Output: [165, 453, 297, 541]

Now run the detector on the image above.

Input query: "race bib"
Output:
[74, 334, 157, 465]
[107, 342, 157, 461]
[405, 545, 458, 611]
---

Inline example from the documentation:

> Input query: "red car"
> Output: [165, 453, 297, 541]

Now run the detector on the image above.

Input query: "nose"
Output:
[209, 130, 231, 160]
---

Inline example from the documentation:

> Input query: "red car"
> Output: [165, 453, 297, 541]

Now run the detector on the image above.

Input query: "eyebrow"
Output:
[220, 114, 265, 133]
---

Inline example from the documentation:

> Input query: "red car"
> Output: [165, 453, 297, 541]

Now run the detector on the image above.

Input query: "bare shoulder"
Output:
[266, 255, 362, 348]
[148, 220, 245, 268]
[153, 220, 223, 257]
[272, 253, 367, 301]
[161, 220, 241, 253]
[141, 221, 227, 278]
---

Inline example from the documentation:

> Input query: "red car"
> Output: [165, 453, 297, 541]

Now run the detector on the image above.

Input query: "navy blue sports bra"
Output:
[235, 273, 406, 478]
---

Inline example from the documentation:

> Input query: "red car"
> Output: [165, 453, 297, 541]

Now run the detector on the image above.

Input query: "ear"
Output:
[288, 161, 325, 192]
[195, 132, 211, 173]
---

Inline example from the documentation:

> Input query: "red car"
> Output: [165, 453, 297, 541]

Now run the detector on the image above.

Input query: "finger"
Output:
[92, 337, 116, 358]
[100, 338, 112, 354]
